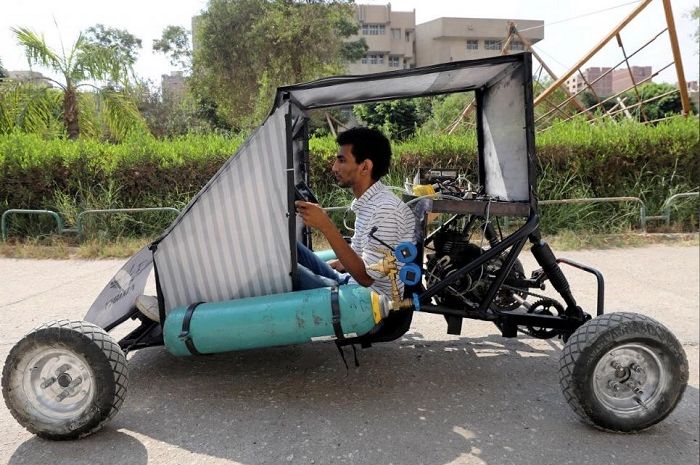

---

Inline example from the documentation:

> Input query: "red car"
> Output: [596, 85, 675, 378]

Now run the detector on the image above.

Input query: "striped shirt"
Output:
[347, 181, 416, 298]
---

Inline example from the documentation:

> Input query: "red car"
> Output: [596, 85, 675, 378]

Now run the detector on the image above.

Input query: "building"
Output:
[414, 17, 544, 66]
[612, 66, 652, 93]
[565, 66, 653, 97]
[347, 5, 544, 73]
[6, 70, 50, 85]
[161, 71, 187, 101]
[565, 67, 613, 97]
[347, 3, 416, 74]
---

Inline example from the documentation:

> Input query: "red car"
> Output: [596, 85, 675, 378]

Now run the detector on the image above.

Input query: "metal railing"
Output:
[1, 207, 180, 241]
[1, 210, 64, 241]
[1, 192, 697, 241]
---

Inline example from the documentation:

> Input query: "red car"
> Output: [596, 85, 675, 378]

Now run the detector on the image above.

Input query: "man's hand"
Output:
[328, 259, 346, 272]
[295, 201, 334, 233]
[296, 200, 373, 287]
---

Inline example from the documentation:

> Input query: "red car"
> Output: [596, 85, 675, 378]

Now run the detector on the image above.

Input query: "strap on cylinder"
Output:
[179, 301, 204, 355]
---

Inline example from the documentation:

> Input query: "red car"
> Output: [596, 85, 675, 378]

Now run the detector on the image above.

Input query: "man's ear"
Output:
[362, 159, 374, 177]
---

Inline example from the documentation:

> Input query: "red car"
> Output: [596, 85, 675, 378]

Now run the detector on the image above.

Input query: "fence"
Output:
[1, 192, 698, 242]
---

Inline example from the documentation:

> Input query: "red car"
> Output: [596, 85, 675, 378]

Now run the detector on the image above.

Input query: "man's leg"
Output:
[295, 264, 339, 290]
[296, 242, 345, 282]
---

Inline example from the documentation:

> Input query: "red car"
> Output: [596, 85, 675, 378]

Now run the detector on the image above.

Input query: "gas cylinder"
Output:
[163, 285, 385, 356]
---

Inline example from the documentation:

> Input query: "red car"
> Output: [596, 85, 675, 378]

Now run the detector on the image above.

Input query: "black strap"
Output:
[330, 286, 344, 340]
[330, 286, 360, 369]
[179, 302, 204, 355]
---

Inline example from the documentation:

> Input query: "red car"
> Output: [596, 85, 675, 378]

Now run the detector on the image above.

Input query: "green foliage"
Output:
[0, 118, 698, 238]
[153, 26, 192, 69]
[191, 0, 362, 130]
[0, 81, 64, 137]
[353, 98, 433, 140]
[418, 93, 473, 133]
[692, 6, 700, 45]
[624, 82, 684, 121]
[133, 80, 220, 138]
[11, 26, 145, 139]
[84, 24, 142, 70]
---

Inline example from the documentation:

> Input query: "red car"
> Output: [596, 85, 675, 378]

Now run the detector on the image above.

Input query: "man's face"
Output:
[332, 144, 363, 188]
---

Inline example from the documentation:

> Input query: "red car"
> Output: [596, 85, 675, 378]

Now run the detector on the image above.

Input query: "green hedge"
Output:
[1, 117, 698, 236]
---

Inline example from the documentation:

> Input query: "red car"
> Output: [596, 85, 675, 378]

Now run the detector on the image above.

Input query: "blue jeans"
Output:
[296, 242, 350, 290]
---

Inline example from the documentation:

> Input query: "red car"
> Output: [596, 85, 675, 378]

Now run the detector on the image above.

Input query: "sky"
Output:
[1, 0, 698, 88]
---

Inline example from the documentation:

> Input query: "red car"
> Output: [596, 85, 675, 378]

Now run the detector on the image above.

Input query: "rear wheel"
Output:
[2, 320, 128, 440]
[559, 312, 688, 432]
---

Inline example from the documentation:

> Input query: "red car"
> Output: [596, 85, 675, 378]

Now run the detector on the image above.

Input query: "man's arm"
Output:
[296, 201, 374, 286]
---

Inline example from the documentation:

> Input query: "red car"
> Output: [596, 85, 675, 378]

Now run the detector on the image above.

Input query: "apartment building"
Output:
[566, 67, 613, 97]
[414, 17, 544, 66]
[566, 66, 653, 97]
[347, 3, 416, 74]
[612, 66, 652, 93]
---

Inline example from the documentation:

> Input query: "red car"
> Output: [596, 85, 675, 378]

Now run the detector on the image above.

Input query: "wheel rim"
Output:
[592, 343, 667, 416]
[19, 347, 96, 422]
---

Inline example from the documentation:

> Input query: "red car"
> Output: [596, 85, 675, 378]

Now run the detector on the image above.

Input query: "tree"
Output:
[624, 82, 686, 121]
[84, 24, 142, 69]
[153, 26, 192, 69]
[190, 0, 366, 129]
[692, 7, 699, 46]
[0, 57, 7, 79]
[12, 26, 143, 139]
[353, 98, 432, 140]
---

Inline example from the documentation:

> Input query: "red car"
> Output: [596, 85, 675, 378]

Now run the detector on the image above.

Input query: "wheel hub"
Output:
[21, 348, 95, 422]
[593, 344, 665, 415]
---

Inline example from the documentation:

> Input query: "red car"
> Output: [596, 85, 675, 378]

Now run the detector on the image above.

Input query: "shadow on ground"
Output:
[8, 430, 147, 465]
[8, 331, 699, 465]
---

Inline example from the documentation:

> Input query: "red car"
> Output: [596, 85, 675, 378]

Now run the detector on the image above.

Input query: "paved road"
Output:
[1, 244, 698, 465]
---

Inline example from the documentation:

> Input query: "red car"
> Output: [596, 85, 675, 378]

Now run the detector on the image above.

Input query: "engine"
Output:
[425, 223, 525, 310]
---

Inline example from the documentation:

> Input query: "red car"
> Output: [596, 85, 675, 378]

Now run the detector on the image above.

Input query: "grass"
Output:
[0, 236, 151, 259]
[0, 231, 696, 260]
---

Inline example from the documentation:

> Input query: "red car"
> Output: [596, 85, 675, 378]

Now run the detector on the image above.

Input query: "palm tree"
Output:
[12, 27, 142, 139]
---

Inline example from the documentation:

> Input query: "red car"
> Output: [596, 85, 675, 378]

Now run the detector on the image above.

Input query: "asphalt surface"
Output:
[0, 244, 698, 465]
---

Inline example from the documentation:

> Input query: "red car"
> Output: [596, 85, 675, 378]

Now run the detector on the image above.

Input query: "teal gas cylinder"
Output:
[163, 285, 383, 356]
[313, 249, 336, 262]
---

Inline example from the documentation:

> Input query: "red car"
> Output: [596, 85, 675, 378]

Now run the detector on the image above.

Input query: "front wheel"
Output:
[2, 320, 128, 440]
[559, 312, 688, 432]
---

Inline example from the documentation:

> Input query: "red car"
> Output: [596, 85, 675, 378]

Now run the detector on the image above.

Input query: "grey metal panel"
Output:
[287, 64, 511, 109]
[481, 66, 529, 201]
[154, 104, 291, 312]
[84, 244, 153, 328]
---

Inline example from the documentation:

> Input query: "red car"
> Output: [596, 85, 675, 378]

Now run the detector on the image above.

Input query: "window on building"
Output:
[391, 28, 401, 40]
[389, 56, 401, 68]
[485, 40, 502, 51]
[369, 54, 385, 65]
[510, 41, 524, 51]
[466, 39, 478, 50]
[361, 55, 367, 64]
[378, 54, 384, 64]
[362, 24, 385, 36]
[405, 29, 412, 42]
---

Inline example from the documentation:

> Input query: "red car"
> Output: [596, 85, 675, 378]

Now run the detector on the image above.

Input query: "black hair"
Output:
[336, 126, 391, 180]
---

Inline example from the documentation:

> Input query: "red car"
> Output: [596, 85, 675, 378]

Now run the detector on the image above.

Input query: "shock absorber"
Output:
[529, 231, 580, 315]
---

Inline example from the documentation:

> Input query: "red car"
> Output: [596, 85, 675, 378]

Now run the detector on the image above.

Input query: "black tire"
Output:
[559, 312, 688, 432]
[2, 320, 128, 440]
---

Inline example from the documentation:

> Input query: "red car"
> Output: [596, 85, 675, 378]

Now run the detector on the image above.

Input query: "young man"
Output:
[295, 126, 416, 298]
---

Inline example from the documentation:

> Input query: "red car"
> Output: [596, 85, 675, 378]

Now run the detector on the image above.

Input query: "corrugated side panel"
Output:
[155, 105, 291, 312]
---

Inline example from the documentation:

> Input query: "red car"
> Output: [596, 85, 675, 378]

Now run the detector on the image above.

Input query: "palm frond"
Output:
[98, 89, 147, 141]
[12, 27, 66, 76]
